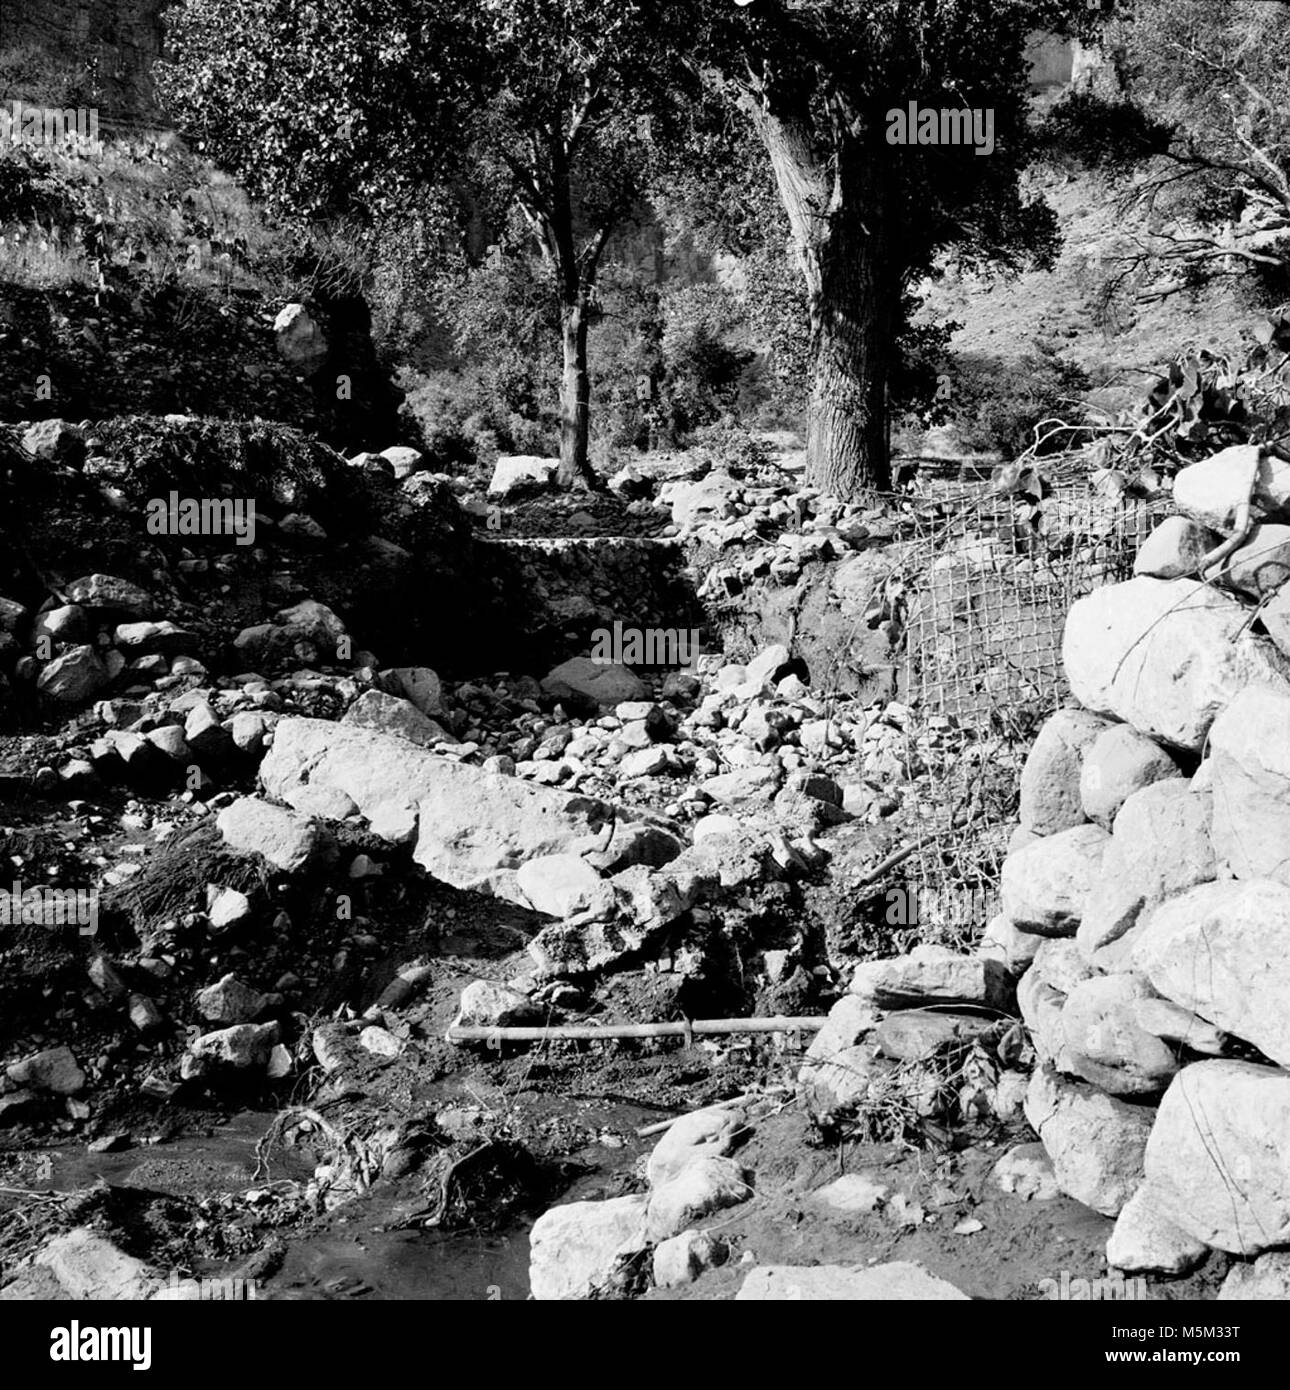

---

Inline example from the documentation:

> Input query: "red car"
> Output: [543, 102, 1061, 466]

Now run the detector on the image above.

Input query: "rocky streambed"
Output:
[9, 414, 1273, 1301]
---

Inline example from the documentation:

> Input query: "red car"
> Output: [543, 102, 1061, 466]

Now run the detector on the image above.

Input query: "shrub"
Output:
[904, 344, 1092, 459]
[658, 283, 752, 439]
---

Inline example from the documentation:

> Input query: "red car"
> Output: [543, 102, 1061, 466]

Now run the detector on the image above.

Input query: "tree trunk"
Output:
[749, 102, 896, 499]
[557, 298, 593, 489]
[806, 217, 894, 498]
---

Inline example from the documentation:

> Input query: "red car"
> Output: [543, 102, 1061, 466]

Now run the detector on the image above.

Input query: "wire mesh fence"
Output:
[902, 475, 1172, 735]
[894, 470, 1174, 944]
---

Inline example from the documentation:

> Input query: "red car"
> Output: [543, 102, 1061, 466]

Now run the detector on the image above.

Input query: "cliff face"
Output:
[1, 0, 168, 119]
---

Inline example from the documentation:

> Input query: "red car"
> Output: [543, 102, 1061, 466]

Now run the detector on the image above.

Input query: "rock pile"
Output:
[995, 444, 1290, 1292]
[528, 1103, 749, 1298]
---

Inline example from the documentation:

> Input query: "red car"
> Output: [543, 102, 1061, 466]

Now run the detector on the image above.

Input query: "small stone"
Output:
[652, 1229, 725, 1288]
[991, 1142, 1060, 1201]
[128, 994, 165, 1032]
[453, 980, 540, 1029]
[358, 1025, 403, 1057]
[205, 885, 251, 930]
[195, 973, 267, 1025]
[809, 1173, 890, 1214]
[182, 1022, 279, 1075]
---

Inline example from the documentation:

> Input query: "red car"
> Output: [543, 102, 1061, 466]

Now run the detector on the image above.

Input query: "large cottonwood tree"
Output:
[677, 0, 1088, 496]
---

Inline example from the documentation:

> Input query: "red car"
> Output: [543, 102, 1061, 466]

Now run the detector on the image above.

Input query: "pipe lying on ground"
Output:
[446, 1017, 827, 1045]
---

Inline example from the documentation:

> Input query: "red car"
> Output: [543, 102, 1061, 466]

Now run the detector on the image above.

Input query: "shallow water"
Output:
[43, 1104, 652, 1301]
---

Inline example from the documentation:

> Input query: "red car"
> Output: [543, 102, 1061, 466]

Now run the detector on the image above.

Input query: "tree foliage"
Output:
[1106, 0, 1290, 296]
[640, 0, 1089, 495]
[157, 0, 693, 484]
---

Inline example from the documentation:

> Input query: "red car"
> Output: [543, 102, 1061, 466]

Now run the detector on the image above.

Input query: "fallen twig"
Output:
[853, 834, 943, 888]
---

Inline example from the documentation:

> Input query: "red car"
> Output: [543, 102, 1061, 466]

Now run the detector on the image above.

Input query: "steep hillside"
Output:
[923, 167, 1268, 440]
[2, 0, 167, 119]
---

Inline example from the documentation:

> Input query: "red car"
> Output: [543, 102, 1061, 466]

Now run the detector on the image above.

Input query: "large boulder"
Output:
[1031, 937, 1098, 996]
[414, 775, 620, 907]
[540, 657, 647, 708]
[216, 797, 333, 874]
[273, 302, 329, 375]
[195, 974, 268, 1025]
[113, 620, 198, 659]
[1172, 444, 1290, 530]
[1076, 780, 1216, 970]
[797, 996, 880, 1103]
[1220, 523, 1290, 600]
[515, 854, 615, 920]
[646, 1107, 746, 1187]
[6, 1045, 84, 1094]
[381, 446, 424, 482]
[1060, 973, 1179, 1096]
[1144, 1060, 1290, 1255]
[644, 1155, 750, 1242]
[1132, 878, 1290, 1067]
[850, 944, 1009, 1009]
[652, 1230, 725, 1289]
[1218, 1252, 1290, 1299]
[1018, 708, 1111, 834]
[32, 1229, 159, 1301]
[1208, 684, 1290, 886]
[1078, 724, 1179, 828]
[1133, 515, 1223, 581]
[1000, 823, 1110, 936]
[666, 471, 739, 530]
[1132, 996, 1227, 1057]
[1263, 585, 1290, 661]
[36, 645, 109, 704]
[65, 573, 154, 618]
[341, 689, 451, 748]
[262, 717, 648, 905]
[489, 455, 557, 497]
[22, 418, 85, 465]
[1106, 1187, 1207, 1275]
[375, 666, 443, 717]
[1024, 1066, 1153, 1216]
[528, 1195, 648, 1300]
[234, 599, 348, 668]
[181, 1022, 279, 1078]
[1017, 969, 1076, 1071]
[1062, 576, 1288, 751]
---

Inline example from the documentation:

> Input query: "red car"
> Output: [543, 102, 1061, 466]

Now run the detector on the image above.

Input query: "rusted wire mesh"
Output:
[895, 470, 1173, 944]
